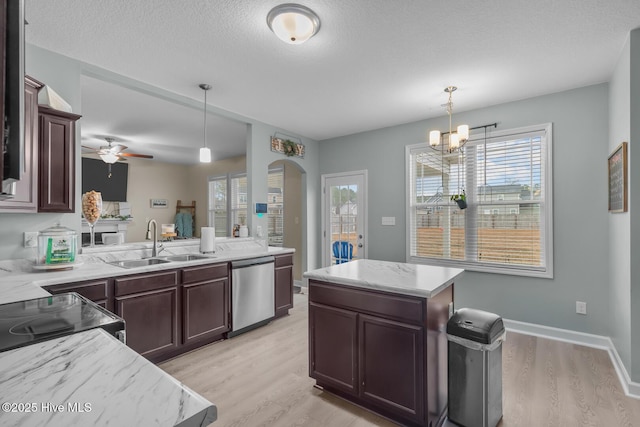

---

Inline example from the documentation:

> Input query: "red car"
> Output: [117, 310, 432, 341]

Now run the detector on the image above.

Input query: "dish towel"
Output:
[175, 213, 185, 237]
[182, 213, 193, 238]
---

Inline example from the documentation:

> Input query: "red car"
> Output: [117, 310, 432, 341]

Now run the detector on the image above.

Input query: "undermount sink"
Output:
[161, 254, 212, 262]
[108, 258, 172, 269]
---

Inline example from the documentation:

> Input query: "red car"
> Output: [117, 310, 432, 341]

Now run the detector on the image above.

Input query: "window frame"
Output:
[405, 123, 553, 278]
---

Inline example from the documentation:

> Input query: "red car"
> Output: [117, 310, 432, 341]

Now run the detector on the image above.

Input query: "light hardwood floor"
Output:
[159, 293, 640, 426]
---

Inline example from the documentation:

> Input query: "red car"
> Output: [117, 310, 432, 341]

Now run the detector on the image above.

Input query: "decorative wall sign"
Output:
[150, 198, 168, 208]
[608, 141, 627, 213]
[271, 136, 305, 158]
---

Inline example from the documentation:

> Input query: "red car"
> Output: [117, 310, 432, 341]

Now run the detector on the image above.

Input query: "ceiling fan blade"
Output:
[81, 145, 99, 151]
[119, 152, 154, 159]
[110, 144, 127, 154]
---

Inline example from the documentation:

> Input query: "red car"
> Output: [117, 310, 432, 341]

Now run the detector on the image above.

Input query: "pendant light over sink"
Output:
[199, 83, 212, 163]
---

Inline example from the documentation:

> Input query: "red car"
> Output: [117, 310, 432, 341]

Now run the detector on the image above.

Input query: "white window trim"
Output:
[405, 123, 553, 278]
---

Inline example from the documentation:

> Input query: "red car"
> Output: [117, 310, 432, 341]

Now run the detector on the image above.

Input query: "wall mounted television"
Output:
[81, 158, 129, 202]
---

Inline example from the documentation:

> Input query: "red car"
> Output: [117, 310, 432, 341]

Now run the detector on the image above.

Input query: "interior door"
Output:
[322, 170, 367, 266]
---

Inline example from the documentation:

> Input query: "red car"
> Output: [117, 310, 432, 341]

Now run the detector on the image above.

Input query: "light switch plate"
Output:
[24, 232, 38, 248]
[381, 216, 396, 226]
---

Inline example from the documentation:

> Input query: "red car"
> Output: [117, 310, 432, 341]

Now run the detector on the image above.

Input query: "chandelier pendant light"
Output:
[267, 3, 320, 44]
[199, 83, 212, 163]
[429, 86, 469, 151]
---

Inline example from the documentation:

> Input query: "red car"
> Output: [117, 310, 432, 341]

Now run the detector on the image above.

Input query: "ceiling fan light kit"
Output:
[267, 3, 320, 44]
[199, 83, 212, 163]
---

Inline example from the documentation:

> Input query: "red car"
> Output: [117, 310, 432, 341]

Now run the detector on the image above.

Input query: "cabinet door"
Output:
[0, 77, 42, 212]
[38, 107, 81, 213]
[183, 278, 229, 345]
[359, 314, 424, 423]
[309, 302, 358, 395]
[116, 287, 180, 361]
[274, 265, 293, 315]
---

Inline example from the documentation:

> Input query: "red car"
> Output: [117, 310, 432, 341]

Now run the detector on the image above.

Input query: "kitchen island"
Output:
[303, 259, 464, 427]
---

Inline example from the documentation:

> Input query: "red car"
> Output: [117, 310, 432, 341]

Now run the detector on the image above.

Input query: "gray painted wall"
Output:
[0, 46, 321, 274]
[629, 29, 640, 381]
[609, 35, 632, 376]
[319, 84, 611, 336]
[0, 45, 83, 261]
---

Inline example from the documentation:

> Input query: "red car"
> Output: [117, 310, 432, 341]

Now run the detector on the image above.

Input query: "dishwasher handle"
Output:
[231, 256, 275, 269]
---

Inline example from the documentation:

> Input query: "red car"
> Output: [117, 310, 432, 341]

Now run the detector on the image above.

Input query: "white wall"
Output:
[319, 84, 611, 336]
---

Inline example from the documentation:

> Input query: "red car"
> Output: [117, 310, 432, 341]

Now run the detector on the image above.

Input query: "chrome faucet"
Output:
[146, 219, 164, 257]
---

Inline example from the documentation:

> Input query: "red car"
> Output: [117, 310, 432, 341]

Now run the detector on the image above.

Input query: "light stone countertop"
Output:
[0, 239, 295, 426]
[0, 329, 216, 427]
[0, 240, 294, 305]
[303, 259, 464, 298]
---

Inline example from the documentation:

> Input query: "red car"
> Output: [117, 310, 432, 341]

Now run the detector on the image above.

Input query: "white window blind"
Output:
[230, 174, 247, 229]
[407, 123, 553, 278]
[208, 176, 228, 237]
[268, 168, 284, 246]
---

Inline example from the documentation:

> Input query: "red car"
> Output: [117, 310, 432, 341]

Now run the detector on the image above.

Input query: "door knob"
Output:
[358, 243, 363, 248]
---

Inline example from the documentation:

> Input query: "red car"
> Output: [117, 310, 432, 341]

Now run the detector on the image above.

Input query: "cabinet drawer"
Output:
[309, 281, 424, 324]
[182, 263, 228, 284]
[44, 279, 109, 301]
[275, 254, 293, 268]
[114, 270, 178, 297]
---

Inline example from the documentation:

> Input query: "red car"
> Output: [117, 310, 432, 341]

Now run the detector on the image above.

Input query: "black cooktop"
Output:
[0, 292, 125, 352]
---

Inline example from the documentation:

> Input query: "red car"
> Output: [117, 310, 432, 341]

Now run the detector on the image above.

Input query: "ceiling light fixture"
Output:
[429, 86, 469, 151]
[99, 152, 119, 164]
[199, 83, 212, 163]
[267, 3, 320, 45]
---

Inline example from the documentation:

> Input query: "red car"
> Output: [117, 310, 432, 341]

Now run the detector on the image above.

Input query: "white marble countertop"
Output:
[303, 259, 464, 298]
[0, 241, 294, 305]
[0, 329, 216, 427]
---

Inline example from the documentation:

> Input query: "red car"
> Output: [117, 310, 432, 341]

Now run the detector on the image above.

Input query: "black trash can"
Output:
[447, 308, 505, 427]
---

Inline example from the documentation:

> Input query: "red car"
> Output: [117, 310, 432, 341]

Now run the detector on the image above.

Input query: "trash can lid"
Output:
[447, 308, 505, 344]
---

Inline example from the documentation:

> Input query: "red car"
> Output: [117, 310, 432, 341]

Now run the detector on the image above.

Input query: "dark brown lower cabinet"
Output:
[308, 280, 453, 427]
[274, 254, 294, 317]
[309, 302, 358, 394]
[43, 278, 112, 312]
[114, 270, 180, 363]
[182, 263, 230, 345]
[359, 314, 424, 422]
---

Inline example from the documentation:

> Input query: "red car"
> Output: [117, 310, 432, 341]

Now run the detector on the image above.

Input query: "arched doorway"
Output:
[268, 159, 304, 288]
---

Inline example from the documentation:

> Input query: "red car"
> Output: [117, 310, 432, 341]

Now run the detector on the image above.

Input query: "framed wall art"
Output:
[150, 198, 168, 208]
[608, 141, 627, 213]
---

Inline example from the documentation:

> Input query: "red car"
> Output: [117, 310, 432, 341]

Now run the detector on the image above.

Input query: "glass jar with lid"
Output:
[36, 223, 78, 266]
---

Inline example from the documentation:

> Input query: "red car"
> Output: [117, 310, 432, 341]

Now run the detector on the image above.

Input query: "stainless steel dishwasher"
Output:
[229, 256, 275, 337]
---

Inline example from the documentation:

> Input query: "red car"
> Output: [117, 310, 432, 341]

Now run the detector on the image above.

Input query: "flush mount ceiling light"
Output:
[429, 86, 469, 151]
[267, 3, 320, 44]
[199, 83, 212, 163]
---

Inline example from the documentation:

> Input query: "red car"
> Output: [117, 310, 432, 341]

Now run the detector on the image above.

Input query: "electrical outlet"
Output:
[576, 301, 587, 315]
[24, 232, 38, 248]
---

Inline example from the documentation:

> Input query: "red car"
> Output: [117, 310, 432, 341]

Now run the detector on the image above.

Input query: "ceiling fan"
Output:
[82, 137, 154, 164]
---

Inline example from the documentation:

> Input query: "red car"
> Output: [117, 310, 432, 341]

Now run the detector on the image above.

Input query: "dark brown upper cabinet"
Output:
[38, 106, 81, 213]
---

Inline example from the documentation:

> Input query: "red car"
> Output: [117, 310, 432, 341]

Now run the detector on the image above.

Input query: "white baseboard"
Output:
[503, 318, 640, 399]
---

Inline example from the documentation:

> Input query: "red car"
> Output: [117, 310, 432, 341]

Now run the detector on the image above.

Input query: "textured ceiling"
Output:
[25, 0, 640, 164]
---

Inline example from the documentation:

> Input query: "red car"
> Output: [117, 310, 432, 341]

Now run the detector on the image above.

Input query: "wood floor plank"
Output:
[159, 293, 640, 426]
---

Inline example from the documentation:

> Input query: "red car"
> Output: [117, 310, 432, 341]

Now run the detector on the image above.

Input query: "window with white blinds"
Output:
[208, 177, 228, 237]
[267, 168, 284, 246]
[230, 173, 247, 229]
[406, 123, 553, 278]
[207, 170, 285, 240]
